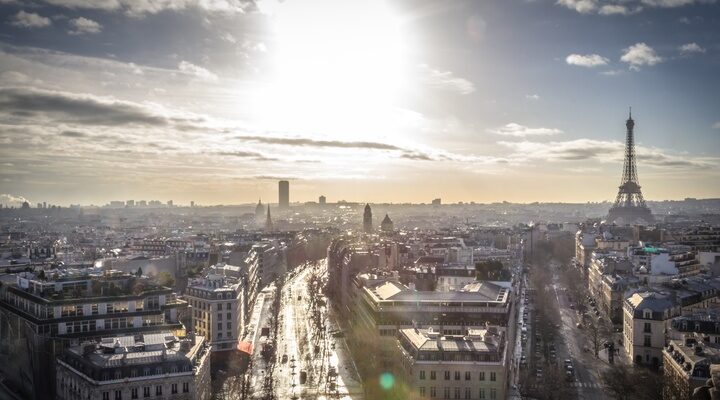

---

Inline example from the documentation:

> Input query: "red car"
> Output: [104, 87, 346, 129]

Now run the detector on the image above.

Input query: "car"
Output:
[536, 368, 543, 378]
[564, 359, 572, 366]
[282, 354, 288, 363]
[569, 304, 575, 309]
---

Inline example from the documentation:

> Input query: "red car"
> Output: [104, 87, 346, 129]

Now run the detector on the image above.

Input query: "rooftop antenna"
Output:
[629, 106, 632, 119]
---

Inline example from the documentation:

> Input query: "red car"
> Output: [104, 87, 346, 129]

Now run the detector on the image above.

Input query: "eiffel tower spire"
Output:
[607, 109, 654, 225]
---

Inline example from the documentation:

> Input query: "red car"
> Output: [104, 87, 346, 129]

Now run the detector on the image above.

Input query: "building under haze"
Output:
[363, 204, 373, 233]
[278, 180, 289, 209]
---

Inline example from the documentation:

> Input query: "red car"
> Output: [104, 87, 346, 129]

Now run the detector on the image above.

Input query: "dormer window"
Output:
[643, 310, 652, 319]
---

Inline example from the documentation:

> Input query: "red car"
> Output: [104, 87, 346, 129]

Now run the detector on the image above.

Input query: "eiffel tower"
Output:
[606, 108, 655, 225]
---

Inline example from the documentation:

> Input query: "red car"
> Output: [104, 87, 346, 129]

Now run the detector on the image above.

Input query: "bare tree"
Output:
[601, 365, 663, 400]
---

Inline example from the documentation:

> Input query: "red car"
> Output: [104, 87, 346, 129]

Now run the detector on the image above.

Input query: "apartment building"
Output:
[56, 332, 211, 400]
[663, 335, 720, 400]
[396, 326, 508, 400]
[185, 265, 244, 352]
[0, 267, 187, 399]
[623, 291, 676, 367]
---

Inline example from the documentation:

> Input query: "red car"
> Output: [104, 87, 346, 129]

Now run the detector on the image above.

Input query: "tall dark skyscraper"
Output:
[278, 180, 289, 209]
[606, 109, 655, 225]
[363, 203, 373, 233]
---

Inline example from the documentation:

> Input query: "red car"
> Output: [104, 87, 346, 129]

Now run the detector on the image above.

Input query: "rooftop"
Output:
[364, 278, 510, 304]
[399, 327, 504, 354]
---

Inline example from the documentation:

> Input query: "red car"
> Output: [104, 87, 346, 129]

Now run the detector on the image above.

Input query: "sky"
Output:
[0, 0, 719, 206]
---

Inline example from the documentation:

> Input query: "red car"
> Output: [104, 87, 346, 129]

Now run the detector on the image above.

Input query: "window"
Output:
[465, 371, 470, 380]
[183, 382, 189, 393]
[217, 313, 222, 320]
[454, 371, 460, 380]
[444, 387, 450, 399]
[454, 387, 460, 399]
[490, 388, 497, 399]
[490, 372, 496, 382]
[217, 303, 222, 311]
[102, 392, 110, 400]
[465, 387, 471, 399]
[115, 390, 122, 400]
[171, 383, 177, 394]
[227, 322, 232, 330]
[444, 371, 450, 380]
[155, 385, 162, 396]
[131, 388, 138, 399]
[479, 388, 485, 399]
[644, 336, 651, 347]
[218, 332, 223, 339]
[430, 386, 437, 398]
[420, 370, 426, 380]
[644, 322, 651, 333]
[143, 387, 150, 398]
[420, 387, 426, 397]
[218, 323, 222, 331]
[430, 371, 436, 380]
[479, 371, 485, 381]
[227, 312, 232, 320]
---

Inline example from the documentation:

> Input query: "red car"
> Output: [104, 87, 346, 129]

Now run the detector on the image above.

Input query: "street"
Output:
[271, 261, 364, 399]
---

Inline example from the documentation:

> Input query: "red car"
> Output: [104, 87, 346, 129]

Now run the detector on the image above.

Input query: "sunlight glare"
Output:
[259, 0, 406, 141]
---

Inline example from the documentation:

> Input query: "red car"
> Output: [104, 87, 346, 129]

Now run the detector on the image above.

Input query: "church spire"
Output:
[265, 205, 273, 232]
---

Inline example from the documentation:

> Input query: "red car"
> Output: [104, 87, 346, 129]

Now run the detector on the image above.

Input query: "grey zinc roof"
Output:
[626, 291, 675, 312]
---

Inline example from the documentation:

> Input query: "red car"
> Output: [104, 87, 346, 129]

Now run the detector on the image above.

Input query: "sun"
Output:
[257, 0, 407, 142]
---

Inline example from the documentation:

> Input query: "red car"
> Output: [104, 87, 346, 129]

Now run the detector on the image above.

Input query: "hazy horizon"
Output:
[1, 0, 719, 206]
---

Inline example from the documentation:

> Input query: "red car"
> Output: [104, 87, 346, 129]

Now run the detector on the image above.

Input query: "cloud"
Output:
[558, 0, 710, 14]
[41, 0, 256, 17]
[641, 0, 715, 7]
[236, 135, 403, 151]
[418, 64, 475, 95]
[68, 17, 102, 35]
[601, 69, 625, 76]
[499, 139, 718, 168]
[525, 94, 540, 101]
[10, 11, 52, 28]
[178, 61, 218, 82]
[488, 123, 563, 137]
[599, 5, 632, 15]
[557, 0, 598, 13]
[678, 42, 706, 54]
[60, 130, 87, 137]
[620, 42, 663, 68]
[0, 87, 169, 126]
[216, 151, 278, 161]
[0, 194, 30, 206]
[221, 32, 237, 44]
[566, 54, 609, 67]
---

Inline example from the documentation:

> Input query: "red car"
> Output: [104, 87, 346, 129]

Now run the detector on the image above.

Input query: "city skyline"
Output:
[1, 0, 719, 206]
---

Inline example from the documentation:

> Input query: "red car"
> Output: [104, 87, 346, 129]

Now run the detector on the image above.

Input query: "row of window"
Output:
[101, 383, 189, 400]
[418, 386, 498, 399]
[419, 370, 497, 382]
